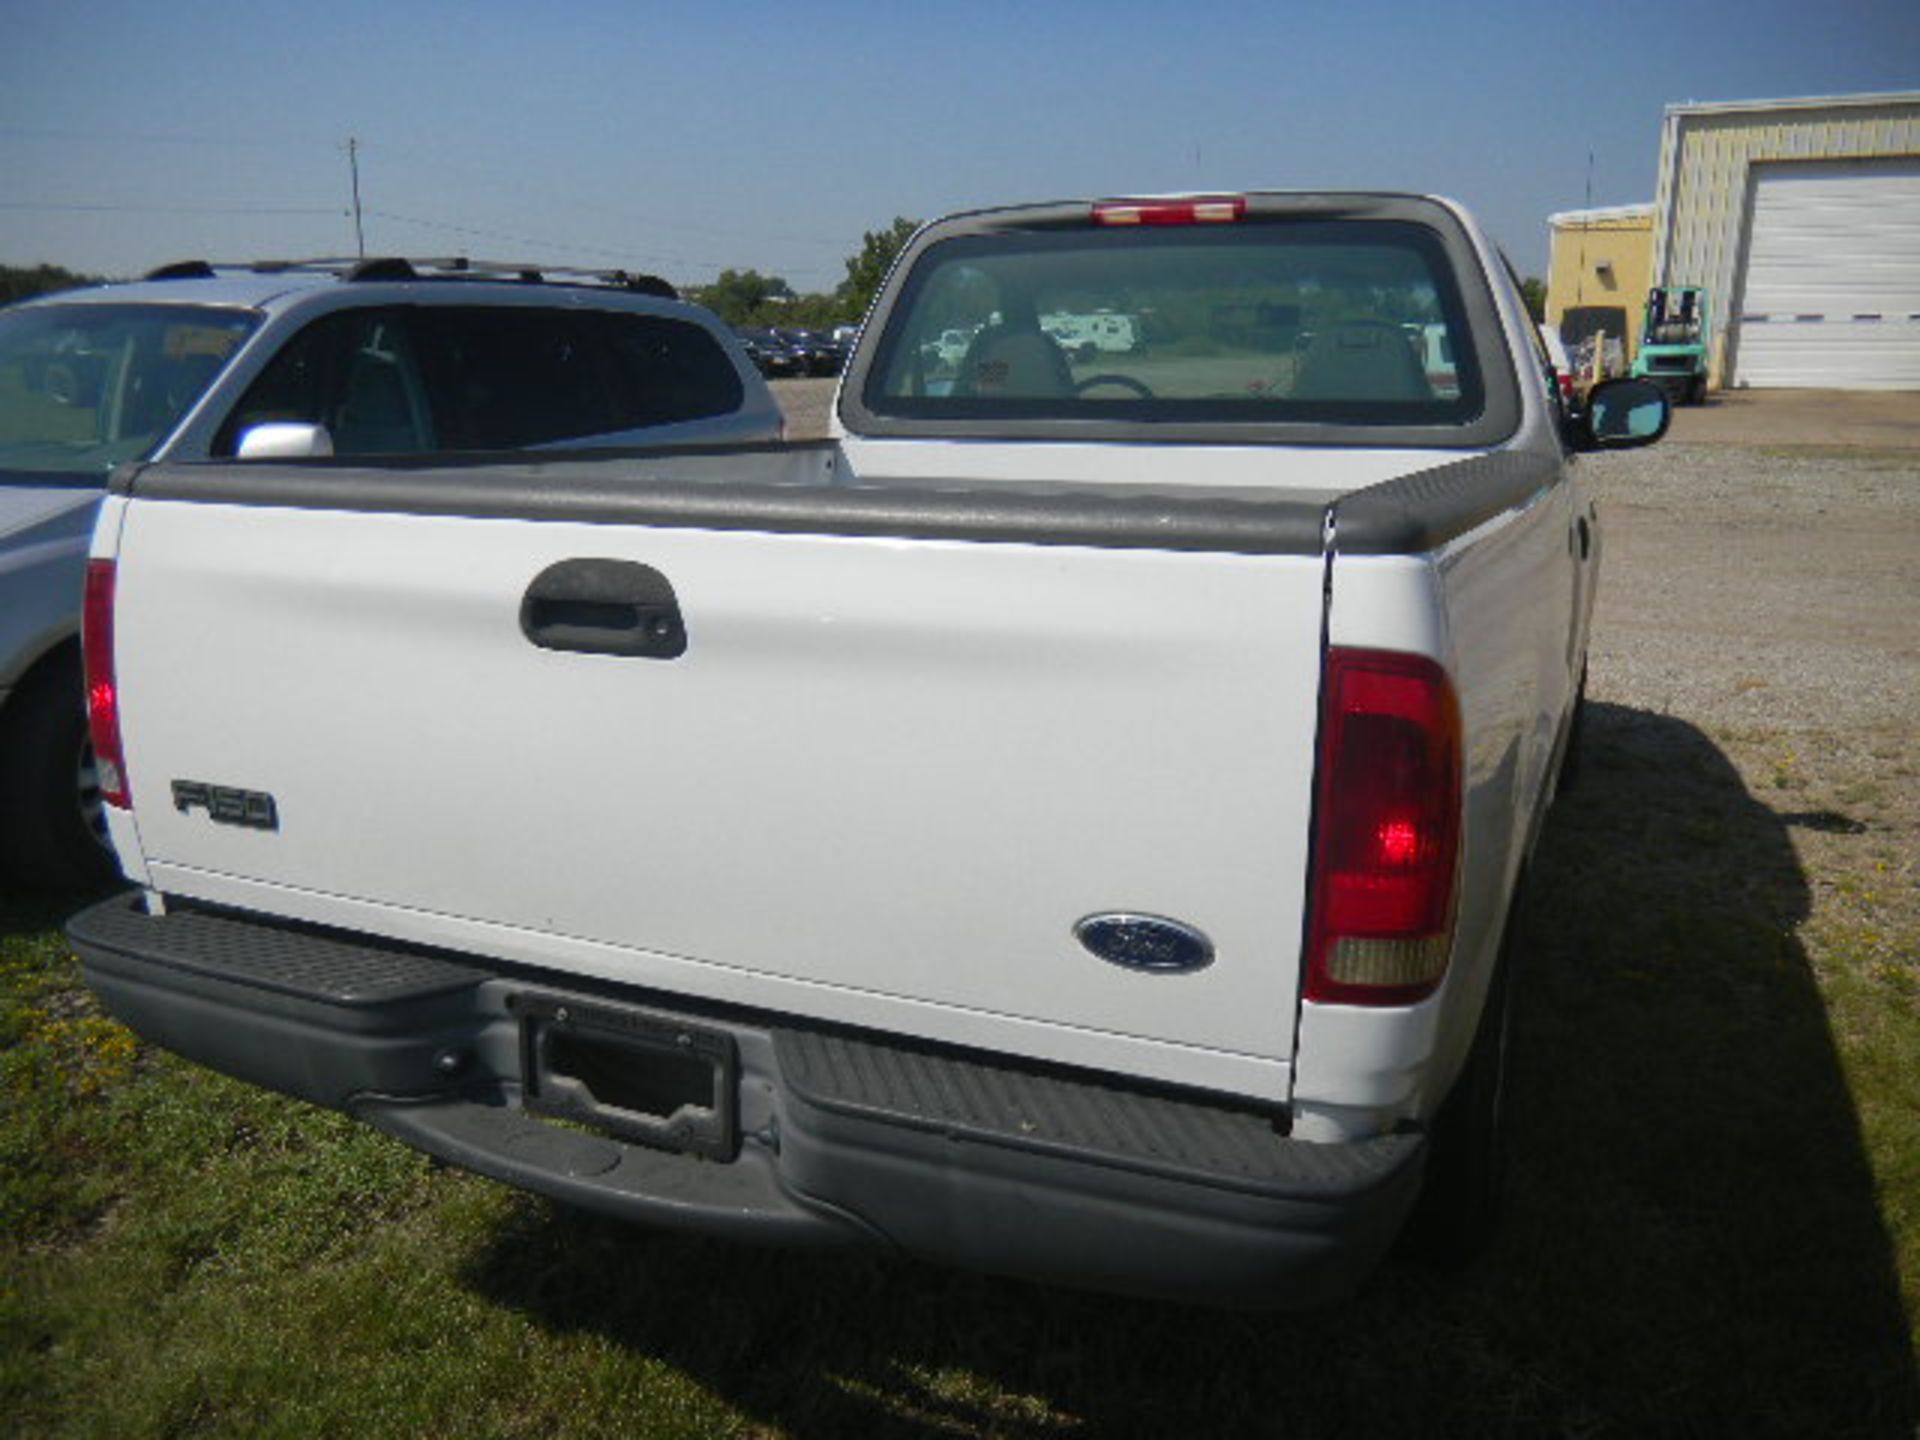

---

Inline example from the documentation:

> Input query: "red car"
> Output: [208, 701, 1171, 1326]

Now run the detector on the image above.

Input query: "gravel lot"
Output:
[1583, 437, 1918, 1046]
[1586, 441, 1919, 732]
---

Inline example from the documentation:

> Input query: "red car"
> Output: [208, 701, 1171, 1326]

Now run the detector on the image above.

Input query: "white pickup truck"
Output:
[69, 193, 1670, 1306]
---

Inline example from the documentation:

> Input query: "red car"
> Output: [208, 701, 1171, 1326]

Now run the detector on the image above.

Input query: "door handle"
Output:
[521, 559, 687, 658]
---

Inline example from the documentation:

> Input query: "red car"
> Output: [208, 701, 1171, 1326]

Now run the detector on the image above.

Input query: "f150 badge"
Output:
[171, 780, 279, 831]
[1074, 913, 1213, 974]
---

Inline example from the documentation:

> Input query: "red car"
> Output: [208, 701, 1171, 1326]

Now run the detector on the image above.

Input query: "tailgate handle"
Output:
[521, 559, 687, 659]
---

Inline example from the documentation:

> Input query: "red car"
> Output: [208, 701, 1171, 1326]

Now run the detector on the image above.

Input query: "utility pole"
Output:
[346, 136, 365, 258]
[1575, 149, 1594, 306]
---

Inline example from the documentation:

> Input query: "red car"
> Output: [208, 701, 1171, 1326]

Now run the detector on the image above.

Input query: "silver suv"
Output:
[0, 258, 782, 889]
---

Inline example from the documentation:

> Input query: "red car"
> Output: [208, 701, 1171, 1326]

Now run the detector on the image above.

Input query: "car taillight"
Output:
[82, 558, 129, 809]
[1092, 196, 1246, 226]
[1304, 648, 1462, 1006]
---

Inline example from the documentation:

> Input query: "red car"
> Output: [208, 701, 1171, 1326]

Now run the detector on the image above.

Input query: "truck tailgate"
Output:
[108, 456, 1330, 1095]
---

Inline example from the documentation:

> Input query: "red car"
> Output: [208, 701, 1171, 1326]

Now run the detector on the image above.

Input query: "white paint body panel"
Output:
[99, 199, 1591, 1128]
[1299, 476, 1578, 1132]
[111, 490, 1332, 1095]
[836, 435, 1459, 494]
[1293, 222, 1588, 1137]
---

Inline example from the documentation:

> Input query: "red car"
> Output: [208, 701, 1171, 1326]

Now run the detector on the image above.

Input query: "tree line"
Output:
[690, 217, 918, 330]
[1, 264, 100, 306]
[0, 220, 924, 331]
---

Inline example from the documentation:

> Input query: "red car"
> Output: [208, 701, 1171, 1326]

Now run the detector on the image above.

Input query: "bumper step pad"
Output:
[70, 893, 1425, 1305]
[69, 893, 486, 1007]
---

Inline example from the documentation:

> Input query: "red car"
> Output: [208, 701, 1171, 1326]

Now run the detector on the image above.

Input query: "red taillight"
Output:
[82, 558, 129, 809]
[1304, 648, 1462, 1006]
[1092, 196, 1246, 226]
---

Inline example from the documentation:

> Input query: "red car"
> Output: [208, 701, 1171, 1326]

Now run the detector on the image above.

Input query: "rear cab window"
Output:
[843, 195, 1520, 449]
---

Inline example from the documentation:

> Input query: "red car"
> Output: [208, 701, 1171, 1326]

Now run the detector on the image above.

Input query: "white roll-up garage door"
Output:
[1733, 157, 1920, 389]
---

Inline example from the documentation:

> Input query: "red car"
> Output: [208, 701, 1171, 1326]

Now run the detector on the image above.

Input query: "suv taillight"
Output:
[82, 558, 129, 809]
[1304, 648, 1462, 1006]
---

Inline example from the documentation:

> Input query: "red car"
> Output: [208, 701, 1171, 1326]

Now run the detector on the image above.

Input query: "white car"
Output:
[0, 259, 778, 889]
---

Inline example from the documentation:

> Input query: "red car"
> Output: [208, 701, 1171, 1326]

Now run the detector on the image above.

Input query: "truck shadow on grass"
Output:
[0, 881, 126, 944]
[463, 702, 1914, 1439]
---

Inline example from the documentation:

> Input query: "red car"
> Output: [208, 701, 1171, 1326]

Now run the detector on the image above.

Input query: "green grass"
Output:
[4, 703, 1916, 1437]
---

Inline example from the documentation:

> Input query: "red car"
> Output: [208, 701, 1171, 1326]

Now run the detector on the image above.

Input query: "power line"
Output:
[364, 208, 836, 284]
[0, 124, 303, 148]
[1, 196, 834, 283]
[0, 202, 342, 216]
[364, 208, 690, 265]
[364, 137, 853, 253]
[2, 126, 854, 256]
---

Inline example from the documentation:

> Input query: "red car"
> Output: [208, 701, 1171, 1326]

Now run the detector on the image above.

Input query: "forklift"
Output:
[1631, 286, 1710, 404]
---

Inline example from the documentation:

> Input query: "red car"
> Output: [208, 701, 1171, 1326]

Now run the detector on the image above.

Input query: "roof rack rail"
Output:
[144, 260, 218, 281]
[247, 257, 370, 273]
[347, 257, 419, 282]
[135, 256, 678, 300]
[400, 258, 679, 299]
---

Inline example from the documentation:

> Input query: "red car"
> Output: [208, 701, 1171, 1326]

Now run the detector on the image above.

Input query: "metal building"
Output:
[1650, 92, 1920, 390]
[1545, 204, 1654, 365]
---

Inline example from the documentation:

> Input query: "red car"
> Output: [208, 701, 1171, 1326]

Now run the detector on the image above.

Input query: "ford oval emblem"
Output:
[1074, 914, 1214, 974]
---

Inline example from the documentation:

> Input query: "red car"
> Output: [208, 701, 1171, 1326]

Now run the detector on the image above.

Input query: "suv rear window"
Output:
[216, 305, 743, 457]
[860, 218, 1489, 434]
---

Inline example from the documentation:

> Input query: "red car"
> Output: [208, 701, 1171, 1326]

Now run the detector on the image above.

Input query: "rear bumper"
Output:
[71, 893, 1424, 1307]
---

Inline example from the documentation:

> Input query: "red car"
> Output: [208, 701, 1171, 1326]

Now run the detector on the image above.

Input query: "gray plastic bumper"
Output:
[71, 893, 1425, 1307]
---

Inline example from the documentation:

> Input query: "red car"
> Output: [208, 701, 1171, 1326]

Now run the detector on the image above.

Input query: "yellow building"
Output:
[1544, 204, 1654, 365]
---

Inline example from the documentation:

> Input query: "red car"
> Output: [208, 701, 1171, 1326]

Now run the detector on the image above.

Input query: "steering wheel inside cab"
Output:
[1073, 374, 1154, 398]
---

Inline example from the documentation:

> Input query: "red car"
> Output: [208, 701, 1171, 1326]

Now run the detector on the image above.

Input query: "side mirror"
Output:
[236, 421, 334, 460]
[1573, 378, 1670, 452]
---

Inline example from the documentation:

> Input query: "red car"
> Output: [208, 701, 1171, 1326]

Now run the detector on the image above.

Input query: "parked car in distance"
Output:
[1041, 309, 1140, 361]
[734, 327, 807, 378]
[0, 257, 778, 890]
[1414, 322, 1461, 398]
[777, 328, 847, 377]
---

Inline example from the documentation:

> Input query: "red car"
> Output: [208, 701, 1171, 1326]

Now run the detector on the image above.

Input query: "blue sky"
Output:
[3, 0, 1915, 289]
